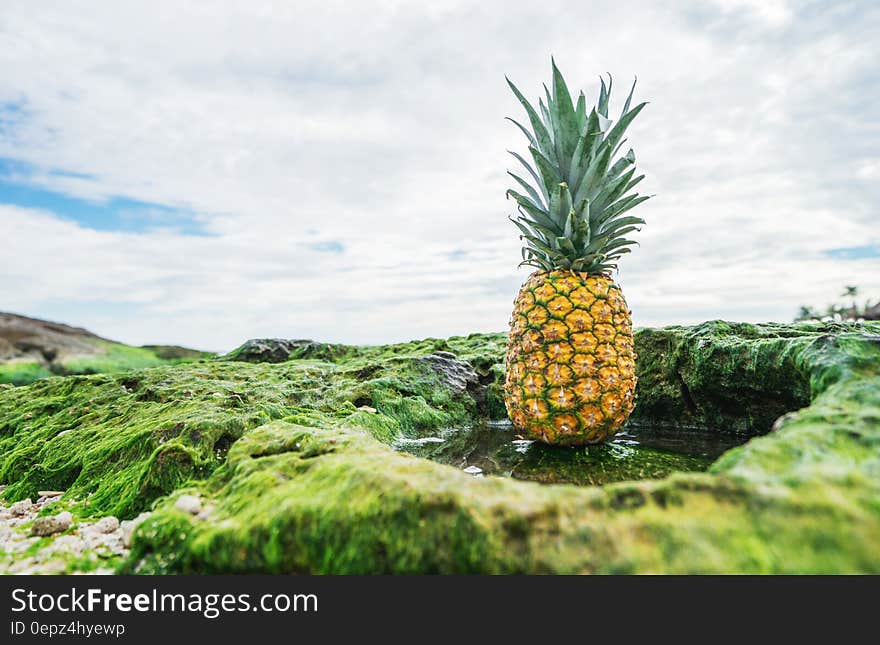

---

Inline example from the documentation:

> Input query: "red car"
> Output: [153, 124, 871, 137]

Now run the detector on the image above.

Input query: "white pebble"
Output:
[51, 535, 85, 555]
[174, 495, 202, 515]
[120, 512, 151, 548]
[92, 516, 120, 534]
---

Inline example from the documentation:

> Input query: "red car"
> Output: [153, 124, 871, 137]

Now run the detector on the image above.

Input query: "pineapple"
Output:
[503, 61, 650, 446]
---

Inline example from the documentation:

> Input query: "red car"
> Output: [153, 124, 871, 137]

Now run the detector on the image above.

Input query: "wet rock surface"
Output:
[418, 352, 481, 395]
[224, 338, 304, 363]
[224, 338, 355, 363]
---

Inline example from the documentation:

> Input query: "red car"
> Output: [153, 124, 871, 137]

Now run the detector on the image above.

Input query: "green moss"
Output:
[2, 321, 879, 573]
[484, 364, 508, 419]
[127, 424, 520, 574]
[124, 420, 879, 573]
[0, 340, 211, 387]
[59, 340, 166, 374]
[140, 345, 214, 361]
[224, 333, 506, 368]
[0, 364, 279, 517]
[0, 350, 475, 519]
[0, 362, 54, 385]
[632, 321, 847, 433]
[345, 410, 401, 443]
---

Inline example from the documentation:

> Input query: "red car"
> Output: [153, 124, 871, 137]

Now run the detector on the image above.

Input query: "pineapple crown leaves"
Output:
[506, 59, 652, 274]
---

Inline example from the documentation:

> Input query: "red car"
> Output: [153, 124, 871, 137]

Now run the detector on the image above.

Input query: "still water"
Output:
[394, 420, 749, 487]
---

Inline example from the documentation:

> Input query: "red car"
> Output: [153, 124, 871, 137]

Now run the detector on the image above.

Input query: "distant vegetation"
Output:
[796, 286, 880, 322]
[0, 313, 214, 386]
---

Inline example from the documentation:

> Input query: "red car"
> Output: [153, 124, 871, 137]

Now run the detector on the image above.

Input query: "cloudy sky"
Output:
[1, 0, 878, 351]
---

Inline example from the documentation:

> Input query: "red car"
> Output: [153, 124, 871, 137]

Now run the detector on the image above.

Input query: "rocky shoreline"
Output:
[2, 321, 879, 573]
[0, 486, 149, 574]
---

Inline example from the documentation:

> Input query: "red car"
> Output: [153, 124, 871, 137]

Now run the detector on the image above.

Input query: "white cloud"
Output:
[857, 159, 880, 180]
[709, 0, 794, 28]
[1, 0, 878, 351]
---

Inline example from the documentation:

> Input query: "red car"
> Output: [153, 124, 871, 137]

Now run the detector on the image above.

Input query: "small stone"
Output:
[9, 499, 33, 516]
[51, 535, 85, 555]
[92, 516, 120, 534]
[120, 512, 150, 548]
[39, 560, 68, 574]
[101, 533, 126, 551]
[30, 511, 73, 537]
[174, 495, 202, 515]
[5, 536, 38, 554]
[357, 405, 378, 414]
[38, 490, 65, 498]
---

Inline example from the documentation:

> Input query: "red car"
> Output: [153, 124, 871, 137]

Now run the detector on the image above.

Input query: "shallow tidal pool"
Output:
[394, 420, 750, 486]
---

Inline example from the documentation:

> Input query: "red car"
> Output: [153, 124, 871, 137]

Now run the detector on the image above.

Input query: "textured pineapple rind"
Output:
[504, 270, 636, 445]
[1, 322, 879, 573]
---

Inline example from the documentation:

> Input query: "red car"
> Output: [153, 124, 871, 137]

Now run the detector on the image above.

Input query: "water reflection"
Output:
[394, 420, 748, 487]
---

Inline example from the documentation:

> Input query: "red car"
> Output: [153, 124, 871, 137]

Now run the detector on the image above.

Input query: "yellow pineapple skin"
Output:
[503, 270, 636, 445]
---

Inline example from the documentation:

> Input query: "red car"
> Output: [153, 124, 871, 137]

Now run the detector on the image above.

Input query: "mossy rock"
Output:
[1, 322, 878, 573]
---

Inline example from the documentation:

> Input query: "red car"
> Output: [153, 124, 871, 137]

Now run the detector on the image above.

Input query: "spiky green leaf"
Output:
[506, 77, 555, 157]
[506, 62, 651, 274]
[575, 91, 587, 130]
[505, 117, 537, 148]
[513, 199, 559, 234]
[529, 146, 562, 195]
[508, 150, 548, 202]
[507, 172, 546, 210]
[602, 101, 647, 159]
[621, 77, 637, 118]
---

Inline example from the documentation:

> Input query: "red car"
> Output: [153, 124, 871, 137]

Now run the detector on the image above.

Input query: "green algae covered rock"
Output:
[1, 322, 879, 573]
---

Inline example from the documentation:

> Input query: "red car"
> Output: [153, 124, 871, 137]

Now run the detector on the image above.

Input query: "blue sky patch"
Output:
[824, 245, 880, 260]
[308, 240, 345, 254]
[0, 100, 26, 135]
[0, 156, 207, 235]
